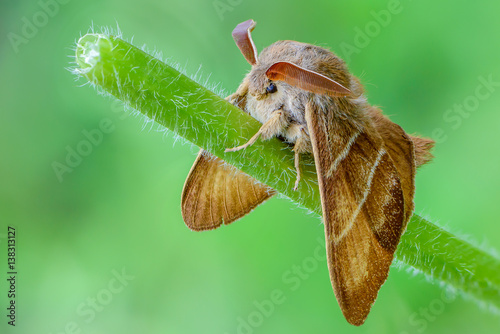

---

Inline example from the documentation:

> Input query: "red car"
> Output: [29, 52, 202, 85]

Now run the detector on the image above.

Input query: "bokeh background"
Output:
[1, 0, 500, 333]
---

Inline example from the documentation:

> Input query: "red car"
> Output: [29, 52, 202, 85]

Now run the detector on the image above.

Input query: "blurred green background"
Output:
[1, 0, 500, 333]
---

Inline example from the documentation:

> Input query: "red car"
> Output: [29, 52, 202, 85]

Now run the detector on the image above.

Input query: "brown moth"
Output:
[181, 19, 434, 325]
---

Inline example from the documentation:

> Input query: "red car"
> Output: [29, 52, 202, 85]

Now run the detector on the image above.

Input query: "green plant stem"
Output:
[74, 33, 500, 310]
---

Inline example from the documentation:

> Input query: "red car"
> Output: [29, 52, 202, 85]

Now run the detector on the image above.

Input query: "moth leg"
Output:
[225, 109, 288, 152]
[290, 126, 310, 190]
[226, 78, 249, 109]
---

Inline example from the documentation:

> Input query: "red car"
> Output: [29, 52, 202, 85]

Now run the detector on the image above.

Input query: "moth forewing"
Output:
[181, 149, 275, 231]
[304, 101, 407, 325]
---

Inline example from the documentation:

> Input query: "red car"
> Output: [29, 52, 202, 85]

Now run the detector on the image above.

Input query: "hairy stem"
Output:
[74, 33, 500, 311]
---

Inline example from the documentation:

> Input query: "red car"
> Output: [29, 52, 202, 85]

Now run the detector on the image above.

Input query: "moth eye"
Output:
[266, 82, 277, 94]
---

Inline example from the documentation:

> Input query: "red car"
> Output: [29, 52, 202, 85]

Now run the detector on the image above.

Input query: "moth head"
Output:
[232, 20, 355, 101]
